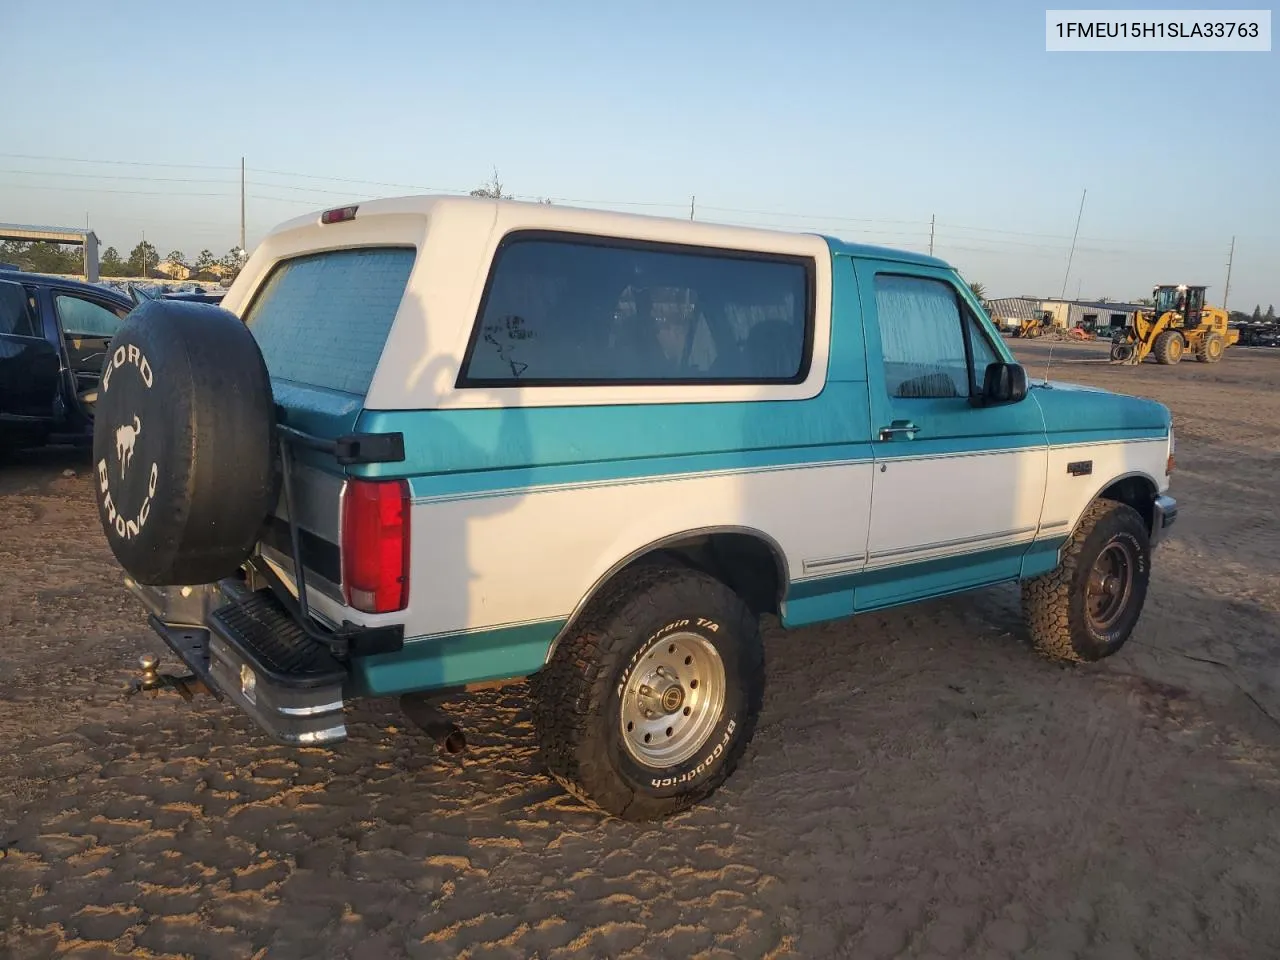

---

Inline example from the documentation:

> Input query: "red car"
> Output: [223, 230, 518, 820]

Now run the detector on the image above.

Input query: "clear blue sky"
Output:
[6, 0, 1277, 310]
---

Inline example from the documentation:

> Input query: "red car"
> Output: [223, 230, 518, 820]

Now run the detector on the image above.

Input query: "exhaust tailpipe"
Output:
[400, 695, 467, 755]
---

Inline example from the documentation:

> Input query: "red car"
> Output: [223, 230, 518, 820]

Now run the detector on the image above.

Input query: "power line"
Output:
[0, 151, 238, 170]
[249, 166, 466, 193]
[0, 182, 235, 197]
[245, 179, 385, 198]
[0, 150, 1268, 299]
[0, 167, 237, 184]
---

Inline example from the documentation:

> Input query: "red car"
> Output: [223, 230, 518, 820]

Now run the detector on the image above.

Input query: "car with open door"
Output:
[0, 267, 135, 456]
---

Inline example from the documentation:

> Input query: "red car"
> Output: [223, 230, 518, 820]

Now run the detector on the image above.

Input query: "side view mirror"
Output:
[975, 361, 1028, 406]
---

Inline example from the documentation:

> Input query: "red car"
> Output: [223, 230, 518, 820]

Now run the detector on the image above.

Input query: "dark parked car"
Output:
[124, 282, 226, 306]
[0, 268, 135, 454]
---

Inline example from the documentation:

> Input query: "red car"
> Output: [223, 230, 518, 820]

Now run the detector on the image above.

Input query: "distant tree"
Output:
[469, 167, 510, 199]
[100, 246, 125, 276]
[1267, 305, 1276, 322]
[1137, 297, 1155, 307]
[968, 281, 986, 302]
[1253, 305, 1263, 321]
[127, 241, 159, 278]
[165, 250, 186, 270]
[194, 249, 217, 277]
[219, 248, 246, 282]
[3, 240, 82, 275]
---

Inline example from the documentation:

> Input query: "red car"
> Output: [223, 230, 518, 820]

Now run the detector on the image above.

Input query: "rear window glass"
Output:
[459, 234, 813, 385]
[244, 247, 416, 396]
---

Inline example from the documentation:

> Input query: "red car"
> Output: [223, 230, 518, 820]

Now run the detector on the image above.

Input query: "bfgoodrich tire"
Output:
[1022, 499, 1152, 663]
[530, 562, 764, 821]
[91, 299, 278, 586]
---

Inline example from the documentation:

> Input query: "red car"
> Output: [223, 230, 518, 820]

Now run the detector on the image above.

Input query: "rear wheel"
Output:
[1110, 341, 1135, 363]
[1196, 332, 1225, 363]
[530, 562, 764, 821]
[1153, 330, 1184, 365]
[1022, 499, 1152, 663]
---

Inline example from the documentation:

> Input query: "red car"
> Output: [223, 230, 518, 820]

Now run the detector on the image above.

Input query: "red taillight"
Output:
[321, 205, 359, 224]
[341, 478, 410, 614]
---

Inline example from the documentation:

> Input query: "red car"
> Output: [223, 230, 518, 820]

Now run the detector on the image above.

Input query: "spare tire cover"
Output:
[92, 299, 278, 585]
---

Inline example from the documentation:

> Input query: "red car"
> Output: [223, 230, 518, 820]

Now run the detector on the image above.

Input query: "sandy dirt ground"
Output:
[2, 342, 1279, 960]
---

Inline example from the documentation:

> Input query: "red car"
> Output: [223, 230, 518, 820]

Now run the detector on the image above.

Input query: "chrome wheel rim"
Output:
[619, 632, 727, 769]
[1087, 541, 1135, 631]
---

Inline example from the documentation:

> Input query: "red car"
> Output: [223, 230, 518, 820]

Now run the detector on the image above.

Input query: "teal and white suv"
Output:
[93, 196, 1177, 820]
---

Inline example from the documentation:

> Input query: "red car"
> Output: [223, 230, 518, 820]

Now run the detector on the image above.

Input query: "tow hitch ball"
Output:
[124, 654, 210, 702]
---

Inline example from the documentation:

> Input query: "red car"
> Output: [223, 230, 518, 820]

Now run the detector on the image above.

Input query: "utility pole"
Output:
[1223, 235, 1235, 312]
[928, 214, 935, 256]
[240, 156, 247, 254]
[1060, 188, 1087, 299]
[689, 195, 695, 221]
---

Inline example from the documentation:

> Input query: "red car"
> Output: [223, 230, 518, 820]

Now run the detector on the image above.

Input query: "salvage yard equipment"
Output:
[1110, 284, 1239, 365]
[1015, 310, 1053, 338]
[1236, 321, 1279, 348]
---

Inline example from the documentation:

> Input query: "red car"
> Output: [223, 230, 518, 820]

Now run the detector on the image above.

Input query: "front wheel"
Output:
[1022, 499, 1152, 663]
[530, 562, 764, 821]
[1153, 330, 1184, 365]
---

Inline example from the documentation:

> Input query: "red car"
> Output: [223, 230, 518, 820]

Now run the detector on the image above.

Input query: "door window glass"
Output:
[55, 295, 124, 338]
[874, 275, 999, 399]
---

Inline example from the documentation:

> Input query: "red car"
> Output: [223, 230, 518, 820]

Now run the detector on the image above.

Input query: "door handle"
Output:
[879, 420, 919, 440]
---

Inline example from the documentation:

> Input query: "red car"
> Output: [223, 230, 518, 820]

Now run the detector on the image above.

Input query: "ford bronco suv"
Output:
[94, 196, 1177, 820]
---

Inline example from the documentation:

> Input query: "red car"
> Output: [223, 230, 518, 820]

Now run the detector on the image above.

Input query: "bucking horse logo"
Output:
[115, 415, 141, 480]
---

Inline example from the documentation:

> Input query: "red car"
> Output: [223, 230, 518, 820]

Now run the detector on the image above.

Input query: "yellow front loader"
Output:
[1110, 284, 1239, 365]
[1015, 310, 1053, 338]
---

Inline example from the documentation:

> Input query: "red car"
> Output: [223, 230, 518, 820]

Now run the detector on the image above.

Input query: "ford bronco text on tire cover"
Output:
[94, 196, 1178, 821]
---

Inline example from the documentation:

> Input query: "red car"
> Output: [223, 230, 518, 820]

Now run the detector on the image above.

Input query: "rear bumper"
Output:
[126, 577, 349, 746]
[1151, 494, 1178, 547]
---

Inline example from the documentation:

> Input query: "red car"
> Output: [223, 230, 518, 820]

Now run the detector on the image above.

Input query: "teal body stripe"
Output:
[780, 536, 1066, 628]
[350, 536, 1068, 696]
[353, 381, 875, 483]
[349, 619, 566, 697]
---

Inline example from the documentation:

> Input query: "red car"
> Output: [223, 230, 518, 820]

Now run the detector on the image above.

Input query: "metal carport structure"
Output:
[0, 223, 100, 282]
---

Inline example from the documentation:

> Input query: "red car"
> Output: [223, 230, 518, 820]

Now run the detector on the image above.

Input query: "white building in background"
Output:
[987, 296, 1148, 335]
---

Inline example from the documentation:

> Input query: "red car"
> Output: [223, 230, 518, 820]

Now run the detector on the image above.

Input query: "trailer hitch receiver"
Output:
[124, 653, 213, 702]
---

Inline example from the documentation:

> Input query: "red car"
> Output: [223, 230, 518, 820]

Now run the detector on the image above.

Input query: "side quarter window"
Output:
[459, 234, 813, 386]
[54, 294, 126, 338]
[874, 274, 998, 399]
[0, 281, 39, 338]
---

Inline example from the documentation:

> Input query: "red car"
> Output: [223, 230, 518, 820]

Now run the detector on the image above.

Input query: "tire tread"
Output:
[530, 562, 762, 820]
[1022, 499, 1138, 663]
